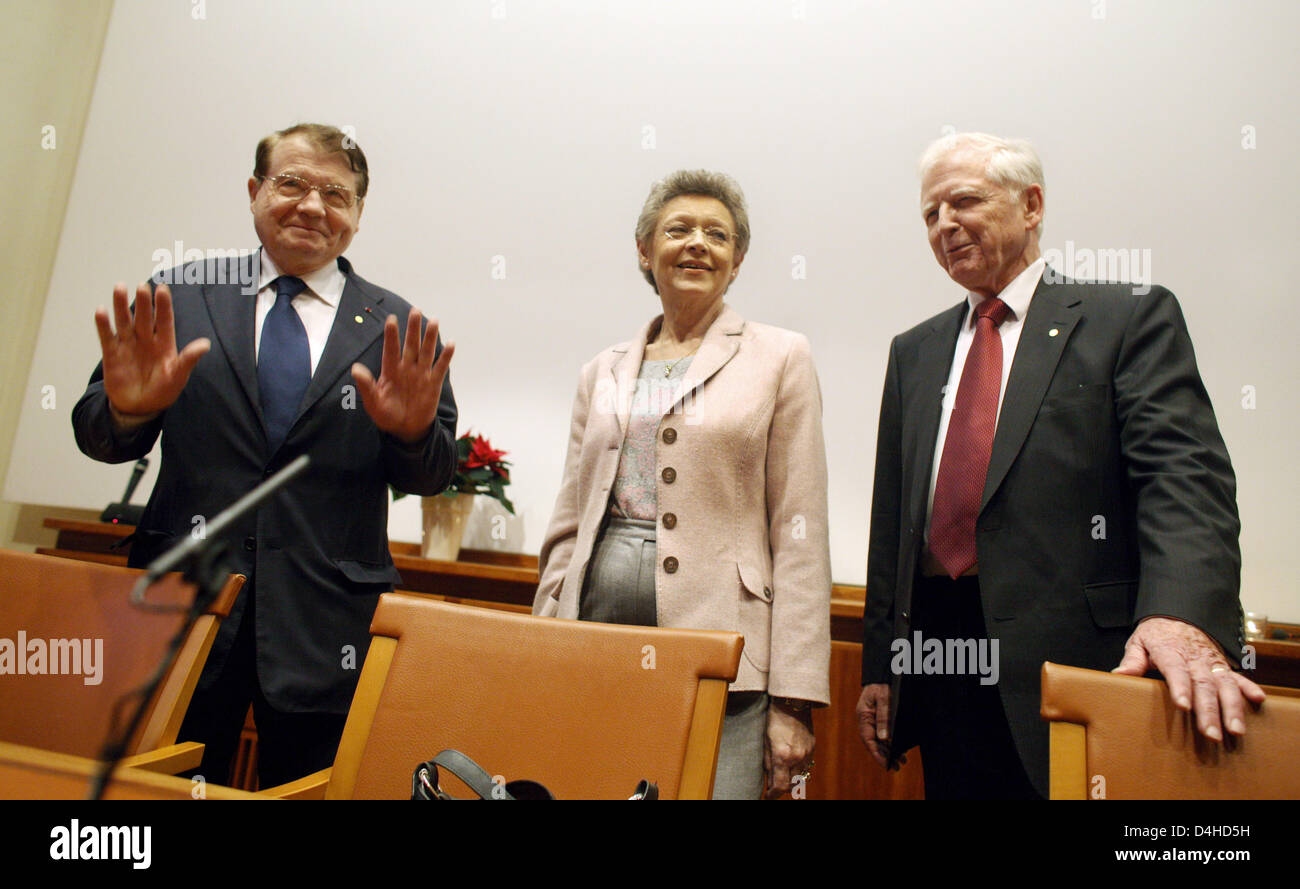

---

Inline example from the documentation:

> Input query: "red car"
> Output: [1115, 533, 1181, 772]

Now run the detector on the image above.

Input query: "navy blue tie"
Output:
[258, 275, 311, 452]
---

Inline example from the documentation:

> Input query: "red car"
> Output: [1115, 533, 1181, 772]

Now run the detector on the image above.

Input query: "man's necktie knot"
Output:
[975, 296, 1011, 327]
[275, 275, 308, 302]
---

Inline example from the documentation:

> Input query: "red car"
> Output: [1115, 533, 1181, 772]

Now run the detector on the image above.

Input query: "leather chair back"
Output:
[1041, 661, 1300, 799]
[0, 549, 241, 760]
[332, 593, 743, 799]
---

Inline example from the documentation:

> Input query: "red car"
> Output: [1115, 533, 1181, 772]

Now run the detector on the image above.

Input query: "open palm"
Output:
[351, 307, 455, 444]
[94, 282, 210, 417]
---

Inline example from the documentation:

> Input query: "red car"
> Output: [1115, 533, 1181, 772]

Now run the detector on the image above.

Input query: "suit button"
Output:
[661, 467, 676, 484]
[663, 556, 679, 574]
[662, 427, 677, 444]
[901, 611, 909, 621]
[662, 512, 677, 529]
[243, 536, 256, 552]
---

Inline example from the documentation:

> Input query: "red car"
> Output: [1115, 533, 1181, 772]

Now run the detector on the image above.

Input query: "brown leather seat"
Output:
[0, 549, 243, 773]
[1040, 661, 1300, 799]
[263, 592, 744, 799]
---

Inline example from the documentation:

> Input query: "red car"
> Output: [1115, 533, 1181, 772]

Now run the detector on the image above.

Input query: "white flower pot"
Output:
[420, 493, 474, 561]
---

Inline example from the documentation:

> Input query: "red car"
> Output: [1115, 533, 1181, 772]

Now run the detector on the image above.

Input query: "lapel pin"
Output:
[1049, 328, 1059, 337]
[355, 315, 364, 324]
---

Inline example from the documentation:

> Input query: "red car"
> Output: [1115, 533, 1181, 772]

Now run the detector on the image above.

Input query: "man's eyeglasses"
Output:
[259, 173, 360, 210]
[663, 224, 733, 247]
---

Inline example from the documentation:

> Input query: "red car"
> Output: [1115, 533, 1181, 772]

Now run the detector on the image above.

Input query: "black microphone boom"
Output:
[99, 458, 149, 526]
[136, 454, 311, 589]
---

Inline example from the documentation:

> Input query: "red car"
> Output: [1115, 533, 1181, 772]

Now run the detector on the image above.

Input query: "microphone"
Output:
[134, 454, 310, 591]
[91, 455, 310, 800]
[99, 458, 149, 525]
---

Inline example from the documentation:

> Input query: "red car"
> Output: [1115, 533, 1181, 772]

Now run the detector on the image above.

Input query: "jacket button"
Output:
[901, 611, 909, 621]
[661, 467, 676, 484]
[662, 512, 677, 529]
[243, 536, 256, 552]
[663, 556, 679, 574]
[662, 427, 677, 444]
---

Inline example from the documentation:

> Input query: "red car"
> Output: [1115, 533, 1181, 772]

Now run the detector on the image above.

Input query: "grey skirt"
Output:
[580, 516, 767, 799]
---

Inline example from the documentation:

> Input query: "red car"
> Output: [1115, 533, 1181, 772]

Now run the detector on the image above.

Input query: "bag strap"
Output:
[630, 779, 659, 800]
[412, 749, 652, 800]
[432, 749, 514, 800]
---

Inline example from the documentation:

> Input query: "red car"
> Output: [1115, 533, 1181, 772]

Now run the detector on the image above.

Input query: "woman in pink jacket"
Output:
[534, 170, 831, 799]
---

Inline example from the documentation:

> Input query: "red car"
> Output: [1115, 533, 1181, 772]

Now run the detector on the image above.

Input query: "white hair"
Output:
[918, 132, 1045, 236]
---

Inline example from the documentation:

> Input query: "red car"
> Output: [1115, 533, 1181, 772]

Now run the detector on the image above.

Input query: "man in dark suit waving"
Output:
[856, 132, 1263, 798]
[73, 123, 457, 787]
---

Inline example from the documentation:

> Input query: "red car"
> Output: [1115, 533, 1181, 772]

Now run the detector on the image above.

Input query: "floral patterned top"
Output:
[610, 356, 694, 520]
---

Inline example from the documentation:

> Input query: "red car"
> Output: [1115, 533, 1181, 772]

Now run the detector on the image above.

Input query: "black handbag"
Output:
[411, 749, 658, 800]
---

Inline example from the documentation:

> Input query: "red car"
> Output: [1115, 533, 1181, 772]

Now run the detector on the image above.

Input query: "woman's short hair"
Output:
[254, 123, 370, 200]
[635, 169, 750, 291]
[918, 132, 1044, 236]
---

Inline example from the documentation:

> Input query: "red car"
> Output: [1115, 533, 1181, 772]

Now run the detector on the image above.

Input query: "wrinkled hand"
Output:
[94, 282, 211, 419]
[856, 682, 905, 769]
[1113, 616, 1265, 742]
[763, 702, 815, 798]
[351, 308, 455, 444]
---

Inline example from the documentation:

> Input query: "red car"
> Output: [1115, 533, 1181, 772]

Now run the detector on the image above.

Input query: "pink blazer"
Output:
[534, 304, 831, 703]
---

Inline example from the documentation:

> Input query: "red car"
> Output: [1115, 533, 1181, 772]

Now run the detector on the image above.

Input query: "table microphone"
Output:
[99, 458, 149, 525]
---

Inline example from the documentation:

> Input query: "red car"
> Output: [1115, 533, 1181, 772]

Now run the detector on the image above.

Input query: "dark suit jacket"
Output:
[73, 253, 457, 714]
[861, 272, 1242, 796]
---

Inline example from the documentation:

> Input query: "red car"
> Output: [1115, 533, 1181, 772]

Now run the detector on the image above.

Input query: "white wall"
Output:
[8, 0, 1297, 620]
[0, 0, 113, 549]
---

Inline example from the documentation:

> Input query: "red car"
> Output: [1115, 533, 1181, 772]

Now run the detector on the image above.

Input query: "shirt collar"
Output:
[964, 256, 1045, 326]
[256, 249, 345, 308]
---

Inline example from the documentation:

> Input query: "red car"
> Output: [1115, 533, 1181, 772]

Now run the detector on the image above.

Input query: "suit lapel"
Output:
[904, 303, 966, 531]
[201, 253, 262, 424]
[294, 263, 387, 428]
[607, 303, 744, 433]
[609, 317, 655, 437]
[982, 275, 1082, 511]
[668, 303, 743, 415]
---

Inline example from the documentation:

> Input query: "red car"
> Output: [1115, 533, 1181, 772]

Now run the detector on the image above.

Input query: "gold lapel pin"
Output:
[1049, 328, 1059, 337]
[355, 315, 364, 324]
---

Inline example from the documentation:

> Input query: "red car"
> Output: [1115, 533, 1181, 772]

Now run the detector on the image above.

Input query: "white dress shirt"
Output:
[254, 251, 345, 375]
[924, 257, 1046, 542]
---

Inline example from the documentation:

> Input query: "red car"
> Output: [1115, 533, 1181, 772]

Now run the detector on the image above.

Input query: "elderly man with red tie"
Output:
[856, 132, 1262, 799]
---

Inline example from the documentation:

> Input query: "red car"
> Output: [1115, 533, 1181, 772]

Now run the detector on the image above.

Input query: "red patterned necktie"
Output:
[928, 297, 1012, 579]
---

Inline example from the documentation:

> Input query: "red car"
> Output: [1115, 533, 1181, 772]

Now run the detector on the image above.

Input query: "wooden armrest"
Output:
[118, 742, 204, 775]
[258, 768, 332, 799]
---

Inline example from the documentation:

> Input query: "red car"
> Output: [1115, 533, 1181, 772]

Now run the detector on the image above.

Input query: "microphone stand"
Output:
[87, 455, 310, 800]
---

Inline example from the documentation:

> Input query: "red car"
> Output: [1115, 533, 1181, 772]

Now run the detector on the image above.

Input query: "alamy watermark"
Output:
[0, 632, 103, 685]
[593, 376, 701, 425]
[49, 820, 150, 869]
[890, 631, 999, 686]
[1043, 241, 1152, 295]
[150, 242, 259, 295]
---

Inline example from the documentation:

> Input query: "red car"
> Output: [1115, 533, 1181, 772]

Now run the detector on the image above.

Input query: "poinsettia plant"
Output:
[445, 431, 515, 514]
[392, 431, 514, 514]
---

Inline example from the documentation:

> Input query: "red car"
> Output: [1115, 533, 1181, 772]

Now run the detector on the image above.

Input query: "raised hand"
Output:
[94, 282, 210, 419]
[351, 307, 455, 444]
